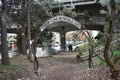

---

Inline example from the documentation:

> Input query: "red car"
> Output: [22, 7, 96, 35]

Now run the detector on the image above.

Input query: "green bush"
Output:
[98, 58, 105, 65]
[98, 50, 120, 65]
[76, 54, 82, 63]
[75, 43, 89, 53]
[75, 46, 81, 52]
[111, 50, 120, 61]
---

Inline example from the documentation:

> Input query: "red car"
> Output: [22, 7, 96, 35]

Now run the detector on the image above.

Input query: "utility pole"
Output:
[27, 0, 33, 61]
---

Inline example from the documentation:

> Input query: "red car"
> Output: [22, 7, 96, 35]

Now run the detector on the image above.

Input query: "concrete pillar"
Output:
[60, 32, 66, 51]
[60, 27, 66, 51]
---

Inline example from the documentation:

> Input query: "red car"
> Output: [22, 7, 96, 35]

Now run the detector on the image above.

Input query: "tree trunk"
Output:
[103, 0, 120, 79]
[33, 29, 39, 73]
[21, 25, 27, 55]
[20, 0, 27, 55]
[88, 46, 93, 68]
[33, 28, 39, 54]
[82, 27, 93, 68]
[1, 0, 10, 65]
[27, 0, 33, 61]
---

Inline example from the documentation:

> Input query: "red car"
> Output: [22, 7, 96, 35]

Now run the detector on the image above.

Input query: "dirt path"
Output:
[1, 52, 114, 80]
[35, 52, 113, 80]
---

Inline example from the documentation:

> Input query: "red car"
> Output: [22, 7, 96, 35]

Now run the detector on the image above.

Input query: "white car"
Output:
[52, 44, 61, 51]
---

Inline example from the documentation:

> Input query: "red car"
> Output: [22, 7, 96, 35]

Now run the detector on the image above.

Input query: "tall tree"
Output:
[29, 0, 53, 56]
[1, 0, 10, 65]
[102, 0, 120, 79]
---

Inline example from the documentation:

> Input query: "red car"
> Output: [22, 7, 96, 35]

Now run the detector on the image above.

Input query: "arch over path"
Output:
[40, 15, 82, 51]
[40, 15, 82, 32]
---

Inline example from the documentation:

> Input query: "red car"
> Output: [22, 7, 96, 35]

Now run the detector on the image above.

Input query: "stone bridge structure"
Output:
[0, 0, 106, 52]
[39, 0, 105, 51]
[1, 0, 105, 32]
[40, 14, 105, 51]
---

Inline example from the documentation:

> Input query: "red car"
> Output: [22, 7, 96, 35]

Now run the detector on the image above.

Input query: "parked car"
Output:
[52, 44, 61, 52]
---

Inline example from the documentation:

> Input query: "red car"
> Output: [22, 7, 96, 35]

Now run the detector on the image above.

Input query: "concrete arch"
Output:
[40, 15, 81, 32]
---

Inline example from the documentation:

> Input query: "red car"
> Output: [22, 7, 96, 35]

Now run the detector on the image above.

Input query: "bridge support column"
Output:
[60, 31, 66, 51]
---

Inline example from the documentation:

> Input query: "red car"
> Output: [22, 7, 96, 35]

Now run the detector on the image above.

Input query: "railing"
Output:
[80, 38, 120, 61]
[51, 0, 96, 8]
